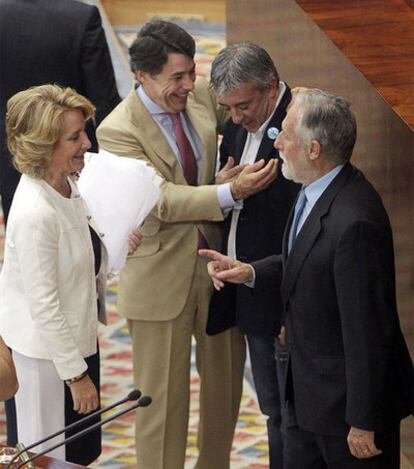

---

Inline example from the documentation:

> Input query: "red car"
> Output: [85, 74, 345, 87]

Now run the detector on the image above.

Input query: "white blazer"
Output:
[0, 175, 107, 380]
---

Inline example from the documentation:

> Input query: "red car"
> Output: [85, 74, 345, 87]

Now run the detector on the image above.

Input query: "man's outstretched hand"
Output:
[198, 249, 253, 290]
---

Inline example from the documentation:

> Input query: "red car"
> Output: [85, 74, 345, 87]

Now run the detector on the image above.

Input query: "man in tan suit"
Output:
[97, 20, 277, 469]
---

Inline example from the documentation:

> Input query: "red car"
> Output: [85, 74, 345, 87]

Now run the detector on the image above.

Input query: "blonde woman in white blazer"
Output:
[0, 85, 140, 464]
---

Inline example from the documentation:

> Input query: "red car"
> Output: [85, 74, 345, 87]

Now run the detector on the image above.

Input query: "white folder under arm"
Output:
[78, 150, 161, 270]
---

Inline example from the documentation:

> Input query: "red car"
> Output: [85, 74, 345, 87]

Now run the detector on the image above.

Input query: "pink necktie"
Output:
[168, 113, 208, 248]
[169, 113, 198, 186]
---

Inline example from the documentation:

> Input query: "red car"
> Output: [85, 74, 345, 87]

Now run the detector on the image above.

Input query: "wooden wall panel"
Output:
[296, 0, 414, 131]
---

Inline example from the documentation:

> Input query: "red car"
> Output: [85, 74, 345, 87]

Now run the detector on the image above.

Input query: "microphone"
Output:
[6, 389, 142, 468]
[135, 395, 152, 407]
[14, 395, 152, 469]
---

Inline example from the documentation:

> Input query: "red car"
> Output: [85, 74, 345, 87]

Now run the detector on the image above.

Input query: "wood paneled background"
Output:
[296, 0, 414, 131]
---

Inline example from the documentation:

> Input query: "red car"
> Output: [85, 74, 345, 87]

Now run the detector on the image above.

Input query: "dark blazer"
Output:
[207, 84, 300, 336]
[253, 163, 414, 435]
[0, 0, 120, 214]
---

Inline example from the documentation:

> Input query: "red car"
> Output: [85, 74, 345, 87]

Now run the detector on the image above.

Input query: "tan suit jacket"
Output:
[97, 77, 229, 321]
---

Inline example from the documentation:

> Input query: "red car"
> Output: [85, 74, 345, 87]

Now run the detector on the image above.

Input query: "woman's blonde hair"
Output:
[6, 84, 95, 178]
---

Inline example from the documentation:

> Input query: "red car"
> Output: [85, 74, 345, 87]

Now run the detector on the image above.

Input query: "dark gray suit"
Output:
[0, 0, 120, 222]
[253, 163, 413, 468]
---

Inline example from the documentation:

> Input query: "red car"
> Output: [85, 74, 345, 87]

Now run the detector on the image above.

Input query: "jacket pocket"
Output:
[129, 236, 160, 258]
[141, 217, 160, 236]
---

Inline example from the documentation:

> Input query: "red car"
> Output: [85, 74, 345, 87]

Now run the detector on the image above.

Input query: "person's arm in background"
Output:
[0, 336, 18, 401]
[98, 122, 277, 224]
[97, 125, 227, 223]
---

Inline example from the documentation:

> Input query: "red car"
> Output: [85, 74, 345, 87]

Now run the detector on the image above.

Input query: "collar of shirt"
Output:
[136, 84, 165, 115]
[136, 83, 195, 131]
[136, 84, 174, 129]
[303, 164, 345, 213]
[294, 164, 344, 235]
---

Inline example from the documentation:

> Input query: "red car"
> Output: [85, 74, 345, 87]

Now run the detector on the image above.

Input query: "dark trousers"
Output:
[284, 402, 401, 469]
[5, 397, 17, 446]
[247, 334, 287, 469]
[64, 349, 101, 465]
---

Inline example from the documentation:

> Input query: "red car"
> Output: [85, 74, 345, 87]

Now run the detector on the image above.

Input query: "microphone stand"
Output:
[6, 389, 142, 468]
[14, 396, 152, 469]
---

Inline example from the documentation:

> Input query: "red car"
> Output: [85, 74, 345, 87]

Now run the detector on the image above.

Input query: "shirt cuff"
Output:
[217, 183, 237, 210]
[245, 265, 256, 288]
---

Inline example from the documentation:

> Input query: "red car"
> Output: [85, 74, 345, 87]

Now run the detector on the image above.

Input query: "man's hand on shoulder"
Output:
[230, 158, 278, 200]
[347, 426, 382, 459]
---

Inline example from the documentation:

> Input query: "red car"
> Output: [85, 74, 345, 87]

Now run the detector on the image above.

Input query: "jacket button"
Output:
[100, 233, 105, 238]
[87, 215, 92, 221]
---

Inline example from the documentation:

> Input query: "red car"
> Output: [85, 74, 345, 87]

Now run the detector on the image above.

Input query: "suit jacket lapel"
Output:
[281, 164, 354, 302]
[232, 127, 248, 164]
[127, 90, 181, 177]
[186, 93, 217, 184]
[257, 84, 292, 162]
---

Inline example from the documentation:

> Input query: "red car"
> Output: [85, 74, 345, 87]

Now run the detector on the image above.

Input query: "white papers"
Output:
[78, 150, 161, 270]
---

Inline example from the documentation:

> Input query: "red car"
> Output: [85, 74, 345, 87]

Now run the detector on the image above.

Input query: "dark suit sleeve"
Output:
[334, 220, 394, 430]
[219, 125, 233, 170]
[80, 6, 120, 126]
[252, 254, 283, 291]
